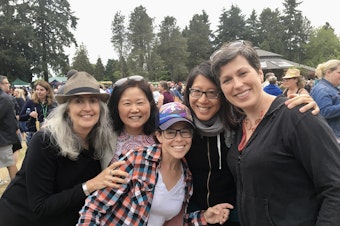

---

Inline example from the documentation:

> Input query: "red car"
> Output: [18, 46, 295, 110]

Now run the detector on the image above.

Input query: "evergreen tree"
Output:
[94, 57, 105, 81]
[111, 11, 127, 78]
[0, 0, 36, 82]
[71, 44, 94, 74]
[183, 11, 213, 70]
[127, 6, 154, 78]
[26, 0, 77, 81]
[214, 5, 246, 48]
[157, 16, 189, 82]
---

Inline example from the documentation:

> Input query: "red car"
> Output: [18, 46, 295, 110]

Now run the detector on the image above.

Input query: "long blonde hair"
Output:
[15, 88, 26, 101]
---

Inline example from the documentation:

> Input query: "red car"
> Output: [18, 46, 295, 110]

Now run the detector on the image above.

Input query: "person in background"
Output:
[19, 80, 57, 145]
[149, 82, 160, 105]
[310, 59, 340, 143]
[263, 74, 283, 96]
[11, 88, 26, 164]
[211, 40, 340, 225]
[77, 102, 234, 226]
[103, 75, 158, 169]
[157, 80, 174, 108]
[0, 72, 129, 226]
[0, 75, 19, 184]
[282, 68, 309, 96]
[261, 72, 274, 88]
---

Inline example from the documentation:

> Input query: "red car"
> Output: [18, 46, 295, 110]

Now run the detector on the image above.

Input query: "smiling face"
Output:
[156, 121, 193, 160]
[67, 95, 100, 137]
[118, 87, 151, 135]
[189, 75, 221, 121]
[218, 55, 263, 111]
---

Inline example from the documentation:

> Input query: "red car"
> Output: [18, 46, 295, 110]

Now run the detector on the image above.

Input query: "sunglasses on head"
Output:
[114, 75, 144, 87]
[210, 40, 246, 61]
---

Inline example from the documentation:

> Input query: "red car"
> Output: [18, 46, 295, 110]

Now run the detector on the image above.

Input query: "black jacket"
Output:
[186, 131, 237, 225]
[0, 89, 18, 145]
[228, 97, 340, 226]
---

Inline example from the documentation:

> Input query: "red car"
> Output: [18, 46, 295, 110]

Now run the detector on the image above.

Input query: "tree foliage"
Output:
[71, 44, 93, 74]
[183, 11, 213, 70]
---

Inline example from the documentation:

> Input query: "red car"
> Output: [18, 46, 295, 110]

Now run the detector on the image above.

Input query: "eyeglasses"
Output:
[189, 88, 220, 99]
[163, 128, 193, 139]
[0, 82, 10, 85]
[210, 40, 246, 61]
[282, 78, 294, 82]
[114, 75, 144, 86]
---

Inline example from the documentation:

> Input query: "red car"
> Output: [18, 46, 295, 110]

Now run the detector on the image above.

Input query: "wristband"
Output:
[82, 182, 90, 196]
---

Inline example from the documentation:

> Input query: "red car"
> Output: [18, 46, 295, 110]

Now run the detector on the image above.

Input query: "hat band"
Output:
[65, 87, 100, 95]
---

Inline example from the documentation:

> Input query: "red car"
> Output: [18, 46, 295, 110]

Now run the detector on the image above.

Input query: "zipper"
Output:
[206, 137, 211, 207]
[238, 150, 245, 225]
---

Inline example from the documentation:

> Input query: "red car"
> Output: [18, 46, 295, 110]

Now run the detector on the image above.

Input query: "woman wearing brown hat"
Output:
[0, 72, 129, 226]
[282, 68, 309, 97]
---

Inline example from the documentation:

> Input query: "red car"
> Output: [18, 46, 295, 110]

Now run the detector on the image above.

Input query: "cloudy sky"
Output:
[66, 0, 339, 65]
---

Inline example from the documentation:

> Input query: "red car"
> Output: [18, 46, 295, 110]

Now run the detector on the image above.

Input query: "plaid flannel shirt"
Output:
[77, 144, 208, 226]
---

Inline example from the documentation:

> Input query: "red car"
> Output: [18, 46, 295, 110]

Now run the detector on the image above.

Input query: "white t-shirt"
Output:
[147, 168, 185, 225]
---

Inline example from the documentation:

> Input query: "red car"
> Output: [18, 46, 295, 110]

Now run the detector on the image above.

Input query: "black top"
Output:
[0, 130, 101, 226]
[186, 131, 237, 225]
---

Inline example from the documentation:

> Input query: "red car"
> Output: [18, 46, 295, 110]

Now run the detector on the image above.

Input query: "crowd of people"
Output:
[1, 40, 339, 225]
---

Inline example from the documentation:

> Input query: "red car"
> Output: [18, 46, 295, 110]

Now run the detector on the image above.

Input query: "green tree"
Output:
[214, 5, 246, 48]
[243, 10, 261, 46]
[71, 44, 94, 74]
[26, 0, 77, 81]
[257, 8, 285, 54]
[157, 16, 189, 82]
[281, 0, 312, 63]
[304, 25, 340, 67]
[111, 11, 127, 78]
[127, 6, 154, 78]
[183, 11, 213, 70]
[0, 0, 37, 82]
[94, 57, 105, 81]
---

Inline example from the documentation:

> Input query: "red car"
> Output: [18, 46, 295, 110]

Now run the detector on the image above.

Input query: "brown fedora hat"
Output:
[55, 71, 110, 104]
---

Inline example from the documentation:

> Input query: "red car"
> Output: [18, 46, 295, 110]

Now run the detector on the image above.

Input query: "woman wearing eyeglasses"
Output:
[78, 102, 234, 225]
[182, 60, 320, 226]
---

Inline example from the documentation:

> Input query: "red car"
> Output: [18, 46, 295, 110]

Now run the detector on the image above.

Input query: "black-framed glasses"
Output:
[163, 128, 193, 139]
[189, 88, 220, 99]
[210, 40, 246, 61]
[114, 75, 144, 86]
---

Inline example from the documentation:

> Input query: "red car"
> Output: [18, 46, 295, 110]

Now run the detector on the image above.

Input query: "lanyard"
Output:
[40, 103, 48, 118]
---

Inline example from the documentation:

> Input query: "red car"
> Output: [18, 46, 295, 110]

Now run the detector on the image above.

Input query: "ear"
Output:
[258, 70, 264, 82]
[155, 130, 163, 144]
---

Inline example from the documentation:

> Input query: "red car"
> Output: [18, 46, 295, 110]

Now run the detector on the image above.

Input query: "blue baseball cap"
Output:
[159, 102, 194, 130]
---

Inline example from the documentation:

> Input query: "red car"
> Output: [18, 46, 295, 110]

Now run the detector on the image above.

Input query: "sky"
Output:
[66, 0, 340, 65]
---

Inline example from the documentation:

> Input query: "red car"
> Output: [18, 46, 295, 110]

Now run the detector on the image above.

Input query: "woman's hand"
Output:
[203, 203, 234, 225]
[285, 93, 320, 115]
[84, 161, 129, 193]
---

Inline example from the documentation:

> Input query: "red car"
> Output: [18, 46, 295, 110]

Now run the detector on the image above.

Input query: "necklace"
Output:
[243, 110, 265, 132]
